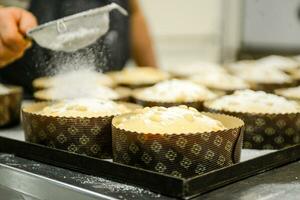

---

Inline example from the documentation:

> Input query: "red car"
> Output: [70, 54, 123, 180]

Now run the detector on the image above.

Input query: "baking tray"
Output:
[0, 136, 299, 199]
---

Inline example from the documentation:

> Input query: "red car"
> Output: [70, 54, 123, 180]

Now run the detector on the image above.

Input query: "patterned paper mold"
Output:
[112, 112, 244, 178]
[204, 102, 300, 150]
[22, 102, 141, 159]
[0, 85, 22, 126]
[34, 86, 132, 102]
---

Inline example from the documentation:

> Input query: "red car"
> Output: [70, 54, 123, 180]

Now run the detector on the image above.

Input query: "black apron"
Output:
[0, 0, 130, 98]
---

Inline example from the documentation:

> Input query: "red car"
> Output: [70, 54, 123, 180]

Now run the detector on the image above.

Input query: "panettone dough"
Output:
[114, 105, 226, 134]
[208, 90, 300, 114]
[38, 98, 131, 117]
[190, 73, 249, 90]
[134, 79, 217, 102]
[109, 67, 169, 85]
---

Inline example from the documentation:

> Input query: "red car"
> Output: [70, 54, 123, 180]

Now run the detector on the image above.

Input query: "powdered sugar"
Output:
[190, 72, 249, 90]
[47, 28, 102, 52]
[167, 61, 226, 77]
[209, 90, 300, 114]
[135, 79, 217, 102]
[256, 55, 299, 71]
[41, 85, 119, 100]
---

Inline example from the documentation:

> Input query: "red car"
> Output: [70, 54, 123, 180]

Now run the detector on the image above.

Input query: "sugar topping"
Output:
[134, 79, 217, 102]
[0, 84, 10, 95]
[167, 61, 226, 77]
[41, 69, 114, 88]
[256, 55, 299, 71]
[208, 90, 300, 114]
[38, 98, 131, 117]
[234, 66, 292, 83]
[114, 105, 226, 134]
[38, 85, 119, 100]
[110, 67, 169, 85]
[190, 72, 249, 90]
[276, 86, 300, 99]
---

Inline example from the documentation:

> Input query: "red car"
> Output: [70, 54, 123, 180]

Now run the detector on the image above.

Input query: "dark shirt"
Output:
[0, 0, 130, 97]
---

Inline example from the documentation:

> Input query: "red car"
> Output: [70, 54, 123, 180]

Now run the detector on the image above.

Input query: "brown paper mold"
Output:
[34, 87, 132, 102]
[249, 81, 296, 93]
[0, 85, 22, 126]
[204, 101, 300, 150]
[22, 102, 142, 159]
[112, 112, 244, 178]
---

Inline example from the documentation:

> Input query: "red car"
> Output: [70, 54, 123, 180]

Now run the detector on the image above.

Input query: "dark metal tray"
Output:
[0, 136, 299, 199]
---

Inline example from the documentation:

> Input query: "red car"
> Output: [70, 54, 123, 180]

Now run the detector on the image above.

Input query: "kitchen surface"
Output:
[0, 1, 300, 200]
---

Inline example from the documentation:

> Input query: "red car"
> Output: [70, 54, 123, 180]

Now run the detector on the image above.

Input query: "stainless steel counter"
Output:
[0, 126, 299, 200]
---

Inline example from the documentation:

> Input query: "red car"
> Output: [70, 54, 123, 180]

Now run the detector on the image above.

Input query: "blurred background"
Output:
[2, 0, 300, 67]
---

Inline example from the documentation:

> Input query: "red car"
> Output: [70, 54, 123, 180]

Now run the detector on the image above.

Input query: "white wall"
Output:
[139, 0, 222, 67]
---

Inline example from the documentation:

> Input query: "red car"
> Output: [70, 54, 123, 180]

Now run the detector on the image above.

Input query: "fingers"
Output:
[0, 8, 27, 52]
[0, 7, 36, 67]
[19, 9, 38, 35]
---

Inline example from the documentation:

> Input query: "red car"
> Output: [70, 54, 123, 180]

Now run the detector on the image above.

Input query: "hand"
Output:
[0, 7, 37, 68]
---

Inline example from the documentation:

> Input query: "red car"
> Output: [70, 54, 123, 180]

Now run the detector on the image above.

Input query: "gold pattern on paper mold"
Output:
[67, 144, 78, 153]
[91, 126, 101, 135]
[165, 150, 177, 161]
[67, 125, 78, 135]
[245, 125, 254, 133]
[253, 134, 264, 143]
[57, 134, 67, 144]
[151, 141, 162, 153]
[214, 135, 223, 147]
[129, 143, 139, 154]
[57, 118, 68, 125]
[217, 155, 226, 166]
[47, 123, 56, 133]
[79, 134, 90, 145]
[285, 128, 295, 136]
[204, 150, 215, 160]
[155, 162, 167, 173]
[171, 171, 182, 178]
[180, 157, 192, 169]
[176, 137, 188, 148]
[79, 118, 90, 126]
[200, 132, 211, 141]
[90, 144, 101, 154]
[225, 140, 233, 152]
[141, 152, 152, 164]
[243, 141, 253, 149]
[255, 118, 266, 127]
[191, 143, 202, 155]
[195, 164, 206, 175]
[265, 127, 276, 136]
[274, 136, 285, 144]
[276, 119, 287, 128]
